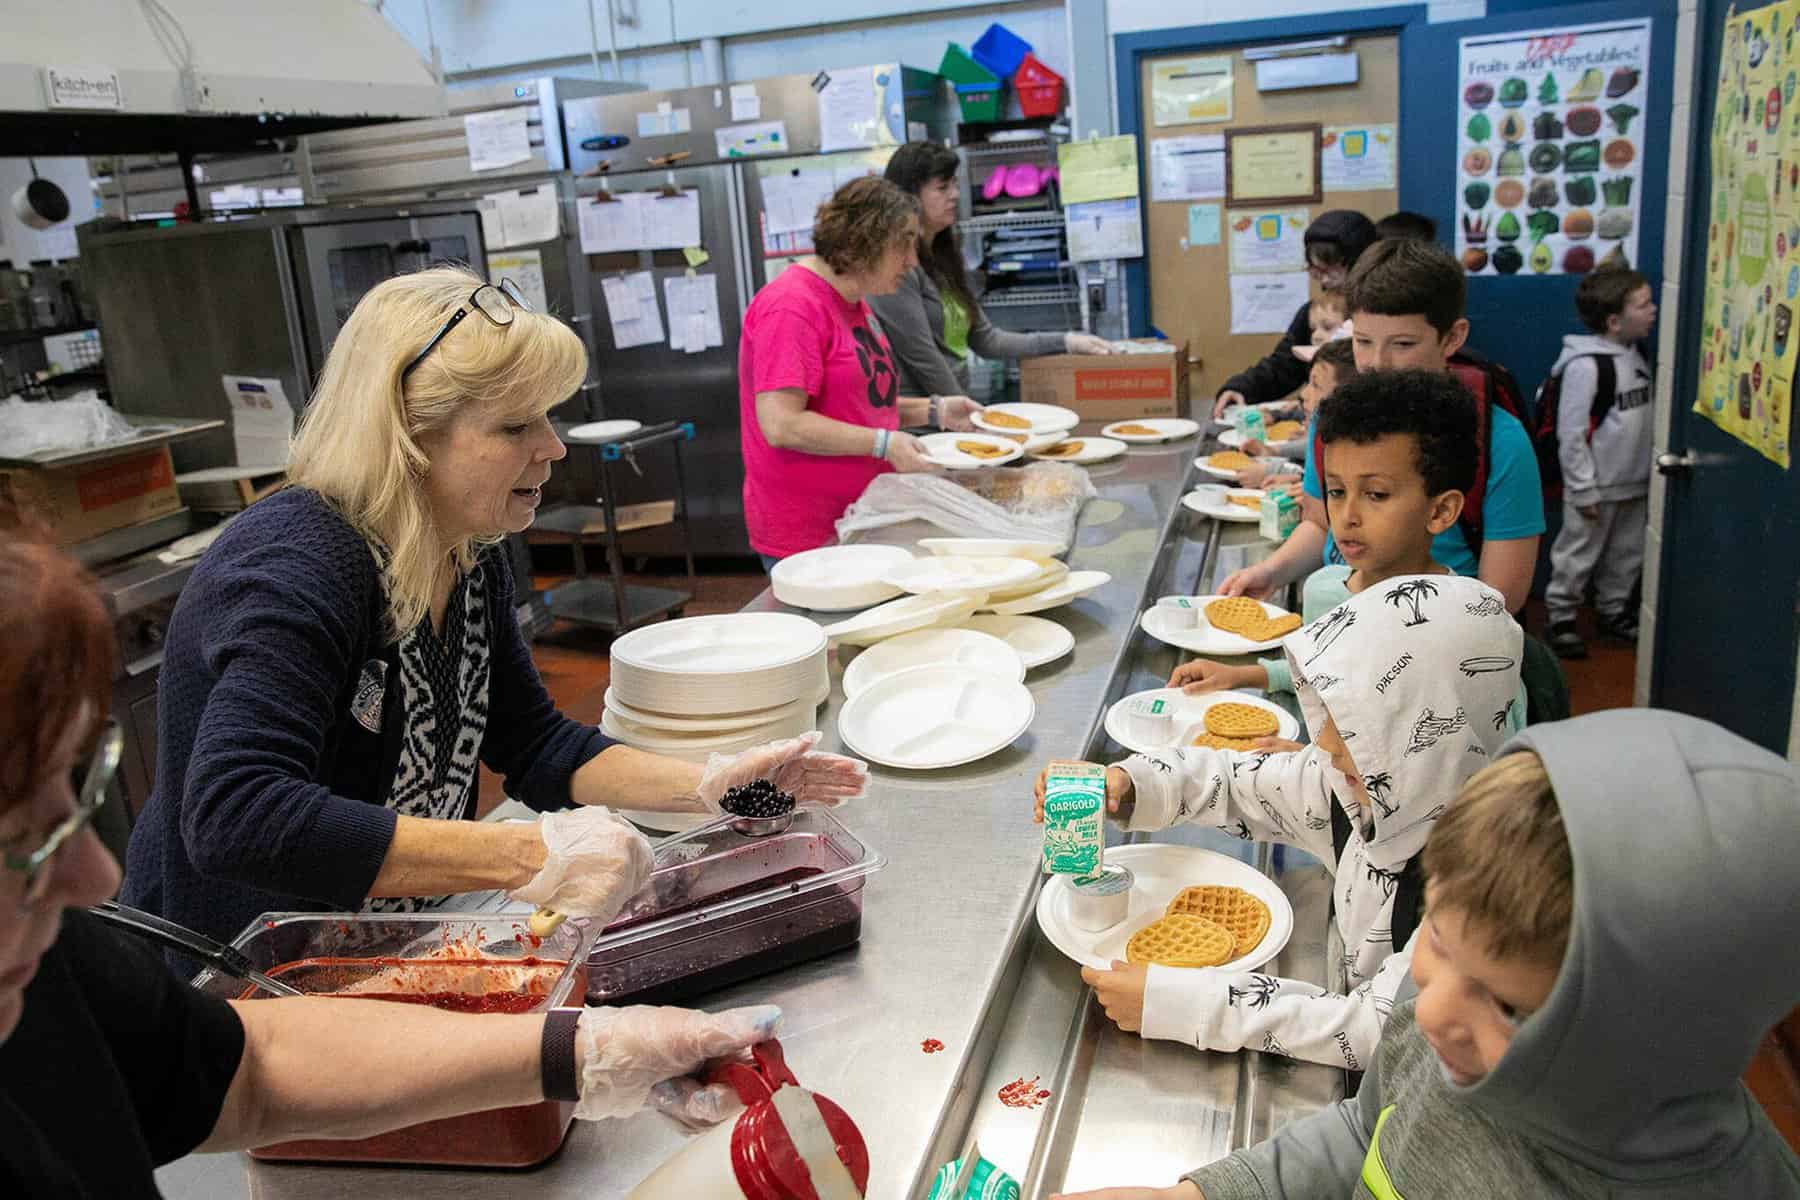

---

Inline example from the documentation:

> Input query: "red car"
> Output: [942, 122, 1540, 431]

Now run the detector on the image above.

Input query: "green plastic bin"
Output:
[940, 43, 1003, 123]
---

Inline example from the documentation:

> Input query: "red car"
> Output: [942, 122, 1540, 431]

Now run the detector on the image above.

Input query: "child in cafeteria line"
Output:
[1237, 339, 1359, 490]
[1544, 267, 1658, 660]
[1221, 237, 1544, 615]
[1035, 573, 1524, 1071]
[1288, 285, 1349, 365]
[1184, 370, 1525, 738]
[1052, 709, 1800, 1200]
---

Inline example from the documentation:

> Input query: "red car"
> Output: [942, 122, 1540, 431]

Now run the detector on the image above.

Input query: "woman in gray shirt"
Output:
[868, 142, 1112, 398]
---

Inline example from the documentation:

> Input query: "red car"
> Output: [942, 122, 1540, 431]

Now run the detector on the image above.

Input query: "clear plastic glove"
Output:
[886, 430, 942, 474]
[1211, 389, 1246, 420]
[692, 730, 869, 812]
[574, 1004, 783, 1121]
[507, 807, 653, 925]
[938, 396, 982, 432]
[1064, 332, 1115, 355]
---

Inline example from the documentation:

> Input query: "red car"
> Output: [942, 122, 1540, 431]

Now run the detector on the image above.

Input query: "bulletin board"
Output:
[1139, 35, 1401, 403]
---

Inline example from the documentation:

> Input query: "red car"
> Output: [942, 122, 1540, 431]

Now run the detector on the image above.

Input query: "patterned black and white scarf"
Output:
[366, 559, 492, 914]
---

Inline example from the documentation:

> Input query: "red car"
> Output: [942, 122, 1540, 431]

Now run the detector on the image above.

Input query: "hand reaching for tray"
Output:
[574, 1004, 783, 1121]
[691, 731, 870, 812]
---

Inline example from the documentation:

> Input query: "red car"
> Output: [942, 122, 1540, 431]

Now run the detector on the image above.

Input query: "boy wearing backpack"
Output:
[1541, 269, 1657, 659]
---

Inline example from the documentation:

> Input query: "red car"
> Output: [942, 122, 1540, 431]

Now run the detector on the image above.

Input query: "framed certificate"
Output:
[1225, 124, 1323, 206]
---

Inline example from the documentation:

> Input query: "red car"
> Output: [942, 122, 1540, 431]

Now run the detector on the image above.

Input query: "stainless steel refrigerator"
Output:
[558, 66, 952, 558]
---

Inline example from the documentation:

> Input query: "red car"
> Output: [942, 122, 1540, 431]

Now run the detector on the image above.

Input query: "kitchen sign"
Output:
[43, 66, 123, 111]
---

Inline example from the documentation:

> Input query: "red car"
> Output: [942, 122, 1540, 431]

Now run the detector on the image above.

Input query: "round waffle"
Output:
[1113, 423, 1161, 437]
[981, 410, 1032, 429]
[1226, 493, 1263, 510]
[1207, 450, 1254, 471]
[1265, 420, 1305, 442]
[1037, 440, 1085, 458]
[1125, 913, 1237, 968]
[1164, 885, 1272, 956]
[1191, 732, 1263, 751]
[1205, 702, 1281, 739]
[1204, 597, 1301, 643]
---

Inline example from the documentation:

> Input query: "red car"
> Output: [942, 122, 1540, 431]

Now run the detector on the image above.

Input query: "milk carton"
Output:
[1041, 759, 1105, 879]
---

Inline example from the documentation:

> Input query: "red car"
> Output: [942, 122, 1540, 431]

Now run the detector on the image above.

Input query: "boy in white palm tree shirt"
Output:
[1037, 572, 1521, 1071]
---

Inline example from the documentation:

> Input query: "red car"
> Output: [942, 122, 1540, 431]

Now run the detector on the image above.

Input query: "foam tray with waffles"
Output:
[1140, 594, 1304, 655]
[1034, 843, 1294, 972]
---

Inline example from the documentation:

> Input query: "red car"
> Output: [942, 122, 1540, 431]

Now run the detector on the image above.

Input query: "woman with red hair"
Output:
[0, 510, 777, 1195]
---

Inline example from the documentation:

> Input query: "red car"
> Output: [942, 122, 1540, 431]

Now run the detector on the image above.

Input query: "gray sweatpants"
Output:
[1547, 495, 1648, 624]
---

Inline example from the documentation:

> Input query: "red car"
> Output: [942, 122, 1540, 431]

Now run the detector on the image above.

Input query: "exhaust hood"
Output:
[0, 0, 446, 155]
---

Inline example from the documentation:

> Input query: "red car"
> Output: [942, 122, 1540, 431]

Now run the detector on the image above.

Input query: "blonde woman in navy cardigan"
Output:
[122, 267, 865, 956]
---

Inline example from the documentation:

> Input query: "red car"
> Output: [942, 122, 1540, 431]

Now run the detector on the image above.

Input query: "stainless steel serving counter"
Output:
[156, 434, 1340, 1198]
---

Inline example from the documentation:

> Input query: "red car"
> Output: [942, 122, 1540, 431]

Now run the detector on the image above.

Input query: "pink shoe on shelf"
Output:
[982, 169, 1008, 201]
[1003, 163, 1043, 198]
[1041, 166, 1060, 191]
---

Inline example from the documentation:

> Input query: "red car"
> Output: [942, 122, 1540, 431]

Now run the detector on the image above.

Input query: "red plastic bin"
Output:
[1015, 54, 1065, 119]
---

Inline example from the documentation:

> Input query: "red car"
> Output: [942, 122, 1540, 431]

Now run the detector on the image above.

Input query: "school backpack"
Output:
[1315, 349, 1525, 563]
[1529, 354, 1619, 500]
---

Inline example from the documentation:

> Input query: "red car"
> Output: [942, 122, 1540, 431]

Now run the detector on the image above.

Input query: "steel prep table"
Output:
[155, 432, 1341, 1199]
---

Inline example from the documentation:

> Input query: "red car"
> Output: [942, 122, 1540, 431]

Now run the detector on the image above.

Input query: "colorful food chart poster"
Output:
[1695, 3, 1794, 467]
[1456, 19, 1652, 277]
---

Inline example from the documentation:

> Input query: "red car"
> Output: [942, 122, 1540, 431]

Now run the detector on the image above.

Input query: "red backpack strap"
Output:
[1446, 359, 1494, 559]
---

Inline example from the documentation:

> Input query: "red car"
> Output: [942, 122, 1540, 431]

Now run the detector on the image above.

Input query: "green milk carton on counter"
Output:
[1260, 487, 1299, 542]
[1042, 759, 1105, 879]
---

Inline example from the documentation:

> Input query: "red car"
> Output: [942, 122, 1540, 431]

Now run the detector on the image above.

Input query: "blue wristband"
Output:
[872, 428, 891, 459]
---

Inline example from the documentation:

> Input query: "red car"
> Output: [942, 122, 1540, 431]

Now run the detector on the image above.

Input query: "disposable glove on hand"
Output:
[507, 807, 653, 925]
[691, 731, 869, 812]
[573, 1004, 784, 1122]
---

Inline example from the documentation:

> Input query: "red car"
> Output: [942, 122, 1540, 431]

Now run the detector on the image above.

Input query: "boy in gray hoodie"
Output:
[1051, 708, 1800, 1200]
[1545, 268, 1658, 659]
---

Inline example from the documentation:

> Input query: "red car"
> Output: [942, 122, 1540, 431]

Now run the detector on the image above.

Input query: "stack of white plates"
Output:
[604, 613, 828, 761]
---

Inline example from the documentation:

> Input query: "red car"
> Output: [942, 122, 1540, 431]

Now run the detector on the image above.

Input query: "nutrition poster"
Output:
[1694, 2, 1796, 467]
[1455, 18, 1652, 277]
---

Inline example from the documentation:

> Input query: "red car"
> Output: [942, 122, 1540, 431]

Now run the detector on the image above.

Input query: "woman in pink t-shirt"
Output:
[739, 177, 982, 562]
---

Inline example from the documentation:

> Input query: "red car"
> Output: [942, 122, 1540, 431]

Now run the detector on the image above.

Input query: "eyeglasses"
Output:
[4, 720, 120, 906]
[400, 279, 532, 381]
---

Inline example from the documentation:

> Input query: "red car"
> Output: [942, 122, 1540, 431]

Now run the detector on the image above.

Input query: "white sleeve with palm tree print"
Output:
[1115, 743, 1338, 866]
[1141, 939, 1414, 1071]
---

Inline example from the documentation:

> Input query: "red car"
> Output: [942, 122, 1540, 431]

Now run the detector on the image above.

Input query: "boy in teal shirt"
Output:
[1220, 239, 1544, 615]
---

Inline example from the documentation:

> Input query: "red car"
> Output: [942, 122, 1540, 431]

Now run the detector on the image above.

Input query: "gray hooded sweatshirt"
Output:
[1549, 334, 1653, 507]
[1184, 708, 1800, 1199]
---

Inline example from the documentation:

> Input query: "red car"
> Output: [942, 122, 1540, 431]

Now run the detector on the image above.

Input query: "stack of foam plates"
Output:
[609, 612, 828, 717]
[771, 544, 914, 611]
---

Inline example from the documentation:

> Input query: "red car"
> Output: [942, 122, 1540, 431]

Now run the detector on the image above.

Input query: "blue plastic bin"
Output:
[971, 23, 1032, 81]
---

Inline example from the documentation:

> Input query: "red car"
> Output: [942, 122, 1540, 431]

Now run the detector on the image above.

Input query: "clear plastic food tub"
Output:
[192, 914, 589, 1168]
[588, 808, 885, 1006]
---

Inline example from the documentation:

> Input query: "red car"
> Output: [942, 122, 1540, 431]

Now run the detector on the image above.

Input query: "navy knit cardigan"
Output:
[121, 487, 612, 951]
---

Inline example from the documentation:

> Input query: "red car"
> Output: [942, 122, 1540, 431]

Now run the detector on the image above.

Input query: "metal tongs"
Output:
[87, 900, 303, 997]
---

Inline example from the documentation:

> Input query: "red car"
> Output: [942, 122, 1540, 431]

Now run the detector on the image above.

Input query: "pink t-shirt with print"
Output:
[739, 264, 901, 558]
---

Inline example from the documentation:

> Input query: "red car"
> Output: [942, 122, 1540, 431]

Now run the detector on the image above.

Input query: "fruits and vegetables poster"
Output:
[1456, 19, 1652, 278]
[1695, 4, 1794, 468]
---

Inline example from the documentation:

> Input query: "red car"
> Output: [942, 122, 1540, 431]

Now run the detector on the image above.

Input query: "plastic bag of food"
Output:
[0, 391, 137, 458]
[834, 463, 1095, 552]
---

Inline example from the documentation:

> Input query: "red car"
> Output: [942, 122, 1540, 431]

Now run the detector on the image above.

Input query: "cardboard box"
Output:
[0, 445, 180, 545]
[1018, 340, 1190, 423]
